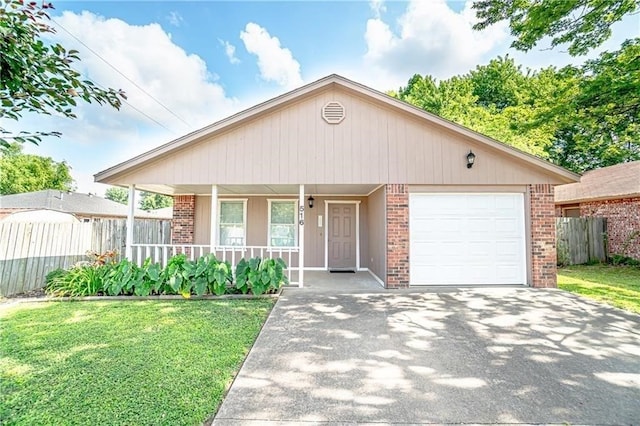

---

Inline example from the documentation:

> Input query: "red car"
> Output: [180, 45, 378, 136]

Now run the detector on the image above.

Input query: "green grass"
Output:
[0, 299, 274, 425]
[558, 264, 640, 314]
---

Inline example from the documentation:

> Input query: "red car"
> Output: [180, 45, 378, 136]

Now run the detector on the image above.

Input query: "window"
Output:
[563, 207, 581, 217]
[219, 200, 246, 246]
[268, 200, 297, 247]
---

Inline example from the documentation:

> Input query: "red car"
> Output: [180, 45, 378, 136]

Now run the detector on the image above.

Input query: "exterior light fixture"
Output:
[467, 150, 476, 169]
[308, 195, 315, 209]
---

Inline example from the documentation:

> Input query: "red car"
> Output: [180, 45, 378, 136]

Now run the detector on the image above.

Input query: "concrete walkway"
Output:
[213, 286, 640, 425]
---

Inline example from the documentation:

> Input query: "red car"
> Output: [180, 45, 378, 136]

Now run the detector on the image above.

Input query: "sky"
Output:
[8, 0, 639, 195]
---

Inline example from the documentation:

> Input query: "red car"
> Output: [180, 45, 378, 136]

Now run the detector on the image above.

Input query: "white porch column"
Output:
[125, 184, 136, 260]
[210, 185, 218, 251]
[298, 184, 305, 287]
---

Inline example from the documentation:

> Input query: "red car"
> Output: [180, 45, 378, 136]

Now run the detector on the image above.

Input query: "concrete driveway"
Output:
[213, 287, 640, 425]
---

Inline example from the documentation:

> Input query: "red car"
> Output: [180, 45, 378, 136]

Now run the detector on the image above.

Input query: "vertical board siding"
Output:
[113, 88, 560, 186]
[556, 217, 608, 265]
[0, 219, 170, 296]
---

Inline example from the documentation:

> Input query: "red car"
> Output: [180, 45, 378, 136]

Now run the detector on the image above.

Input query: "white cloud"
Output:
[240, 22, 303, 89]
[364, 0, 508, 84]
[219, 39, 241, 64]
[14, 11, 244, 193]
[166, 11, 183, 27]
[370, 0, 386, 18]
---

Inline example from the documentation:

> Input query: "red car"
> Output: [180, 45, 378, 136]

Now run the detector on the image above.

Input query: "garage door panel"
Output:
[410, 193, 526, 286]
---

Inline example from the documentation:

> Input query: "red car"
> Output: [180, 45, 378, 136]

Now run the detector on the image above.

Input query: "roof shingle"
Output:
[555, 161, 640, 204]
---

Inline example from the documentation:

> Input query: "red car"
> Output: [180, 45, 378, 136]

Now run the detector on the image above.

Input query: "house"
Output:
[95, 74, 578, 288]
[0, 190, 172, 222]
[555, 161, 640, 260]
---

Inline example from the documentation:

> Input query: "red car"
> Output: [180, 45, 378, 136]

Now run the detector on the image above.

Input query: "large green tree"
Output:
[0, 0, 125, 147]
[0, 142, 74, 194]
[104, 187, 128, 205]
[105, 187, 173, 210]
[139, 192, 173, 211]
[472, 0, 640, 56]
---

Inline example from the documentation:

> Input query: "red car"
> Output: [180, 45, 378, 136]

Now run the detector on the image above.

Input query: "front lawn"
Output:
[558, 264, 640, 314]
[0, 299, 274, 425]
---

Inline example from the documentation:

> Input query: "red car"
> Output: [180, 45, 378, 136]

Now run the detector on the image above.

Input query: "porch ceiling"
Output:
[132, 184, 381, 196]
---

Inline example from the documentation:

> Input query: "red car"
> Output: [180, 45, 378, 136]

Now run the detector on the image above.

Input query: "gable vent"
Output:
[322, 101, 345, 124]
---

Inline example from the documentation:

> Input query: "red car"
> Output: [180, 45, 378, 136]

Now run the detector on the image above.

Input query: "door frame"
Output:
[324, 200, 361, 270]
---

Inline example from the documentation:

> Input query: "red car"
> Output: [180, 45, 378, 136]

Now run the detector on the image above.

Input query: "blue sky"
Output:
[11, 0, 638, 194]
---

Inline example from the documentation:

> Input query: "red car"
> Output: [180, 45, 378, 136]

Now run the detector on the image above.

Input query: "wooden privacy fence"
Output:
[556, 217, 607, 266]
[0, 219, 171, 296]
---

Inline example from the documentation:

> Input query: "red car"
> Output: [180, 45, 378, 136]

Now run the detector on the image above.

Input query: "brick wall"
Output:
[171, 195, 195, 244]
[386, 184, 409, 288]
[580, 197, 640, 260]
[530, 184, 557, 288]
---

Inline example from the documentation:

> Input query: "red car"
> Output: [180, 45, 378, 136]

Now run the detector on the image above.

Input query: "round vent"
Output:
[322, 101, 345, 124]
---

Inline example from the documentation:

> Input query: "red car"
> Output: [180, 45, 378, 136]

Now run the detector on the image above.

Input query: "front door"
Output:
[328, 204, 357, 270]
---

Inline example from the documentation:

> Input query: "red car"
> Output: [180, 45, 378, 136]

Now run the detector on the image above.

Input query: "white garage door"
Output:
[410, 193, 526, 286]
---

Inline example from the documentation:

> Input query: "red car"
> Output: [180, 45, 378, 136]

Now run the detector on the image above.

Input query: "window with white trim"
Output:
[268, 200, 297, 247]
[219, 200, 246, 246]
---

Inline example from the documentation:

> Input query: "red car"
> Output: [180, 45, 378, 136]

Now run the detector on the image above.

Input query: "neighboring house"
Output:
[95, 74, 578, 288]
[0, 190, 172, 222]
[555, 161, 640, 260]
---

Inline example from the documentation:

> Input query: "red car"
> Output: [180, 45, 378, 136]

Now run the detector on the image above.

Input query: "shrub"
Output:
[45, 265, 108, 297]
[45, 253, 287, 298]
[235, 257, 288, 296]
[45, 268, 68, 287]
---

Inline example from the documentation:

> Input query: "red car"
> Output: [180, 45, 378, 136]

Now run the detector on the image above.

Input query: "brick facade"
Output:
[530, 184, 557, 288]
[171, 195, 195, 244]
[580, 197, 640, 260]
[385, 184, 410, 288]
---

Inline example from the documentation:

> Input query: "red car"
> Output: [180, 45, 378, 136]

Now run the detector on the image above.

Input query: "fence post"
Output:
[125, 184, 136, 259]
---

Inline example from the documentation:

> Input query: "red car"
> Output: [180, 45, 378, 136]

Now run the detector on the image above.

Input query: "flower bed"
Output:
[45, 251, 288, 298]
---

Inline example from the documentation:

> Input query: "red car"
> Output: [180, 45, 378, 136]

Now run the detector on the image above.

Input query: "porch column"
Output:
[125, 184, 136, 260]
[299, 184, 305, 287]
[210, 185, 218, 250]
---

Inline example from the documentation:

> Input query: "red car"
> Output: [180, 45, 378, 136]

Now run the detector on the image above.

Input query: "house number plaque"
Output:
[299, 206, 304, 226]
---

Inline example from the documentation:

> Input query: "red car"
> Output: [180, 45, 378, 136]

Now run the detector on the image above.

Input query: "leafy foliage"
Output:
[139, 191, 173, 210]
[472, 0, 639, 56]
[235, 257, 288, 296]
[0, 0, 126, 147]
[0, 142, 74, 194]
[104, 187, 128, 204]
[394, 45, 640, 173]
[45, 252, 280, 298]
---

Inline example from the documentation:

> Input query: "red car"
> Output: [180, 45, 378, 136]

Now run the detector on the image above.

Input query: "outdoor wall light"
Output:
[308, 195, 315, 209]
[467, 150, 476, 169]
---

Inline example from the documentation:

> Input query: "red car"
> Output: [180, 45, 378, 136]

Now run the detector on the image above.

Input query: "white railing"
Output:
[130, 244, 300, 285]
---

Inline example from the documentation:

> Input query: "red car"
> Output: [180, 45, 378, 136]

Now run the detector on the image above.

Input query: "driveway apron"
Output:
[213, 287, 640, 425]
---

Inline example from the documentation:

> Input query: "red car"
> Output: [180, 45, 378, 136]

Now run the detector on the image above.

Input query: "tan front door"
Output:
[328, 204, 357, 270]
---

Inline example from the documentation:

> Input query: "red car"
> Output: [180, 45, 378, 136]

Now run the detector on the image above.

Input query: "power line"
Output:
[51, 17, 192, 129]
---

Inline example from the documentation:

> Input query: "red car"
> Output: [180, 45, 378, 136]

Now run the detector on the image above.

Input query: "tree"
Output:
[105, 187, 128, 205]
[0, 142, 74, 194]
[139, 192, 173, 210]
[546, 39, 640, 172]
[468, 55, 525, 110]
[0, 0, 126, 147]
[472, 0, 640, 56]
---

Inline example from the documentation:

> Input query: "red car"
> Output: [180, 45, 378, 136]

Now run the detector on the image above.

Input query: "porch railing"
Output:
[130, 244, 300, 285]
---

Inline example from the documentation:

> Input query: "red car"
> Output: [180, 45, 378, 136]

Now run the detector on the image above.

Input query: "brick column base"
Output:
[530, 184, 556, 288]
[386, 184, 410, 288]
[172, 195, 195, 245]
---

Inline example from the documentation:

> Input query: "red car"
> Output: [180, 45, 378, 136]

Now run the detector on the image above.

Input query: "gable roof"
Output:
[95, 74, 578, 184]
[0, 190, 171, 219]
[555, 161, 640, 204]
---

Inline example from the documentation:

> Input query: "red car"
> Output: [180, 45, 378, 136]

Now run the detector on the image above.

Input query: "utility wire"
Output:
[51, 17, 192, 129]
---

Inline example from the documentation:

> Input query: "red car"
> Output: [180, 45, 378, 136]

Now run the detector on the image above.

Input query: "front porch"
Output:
[124, 184, 388, 288]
